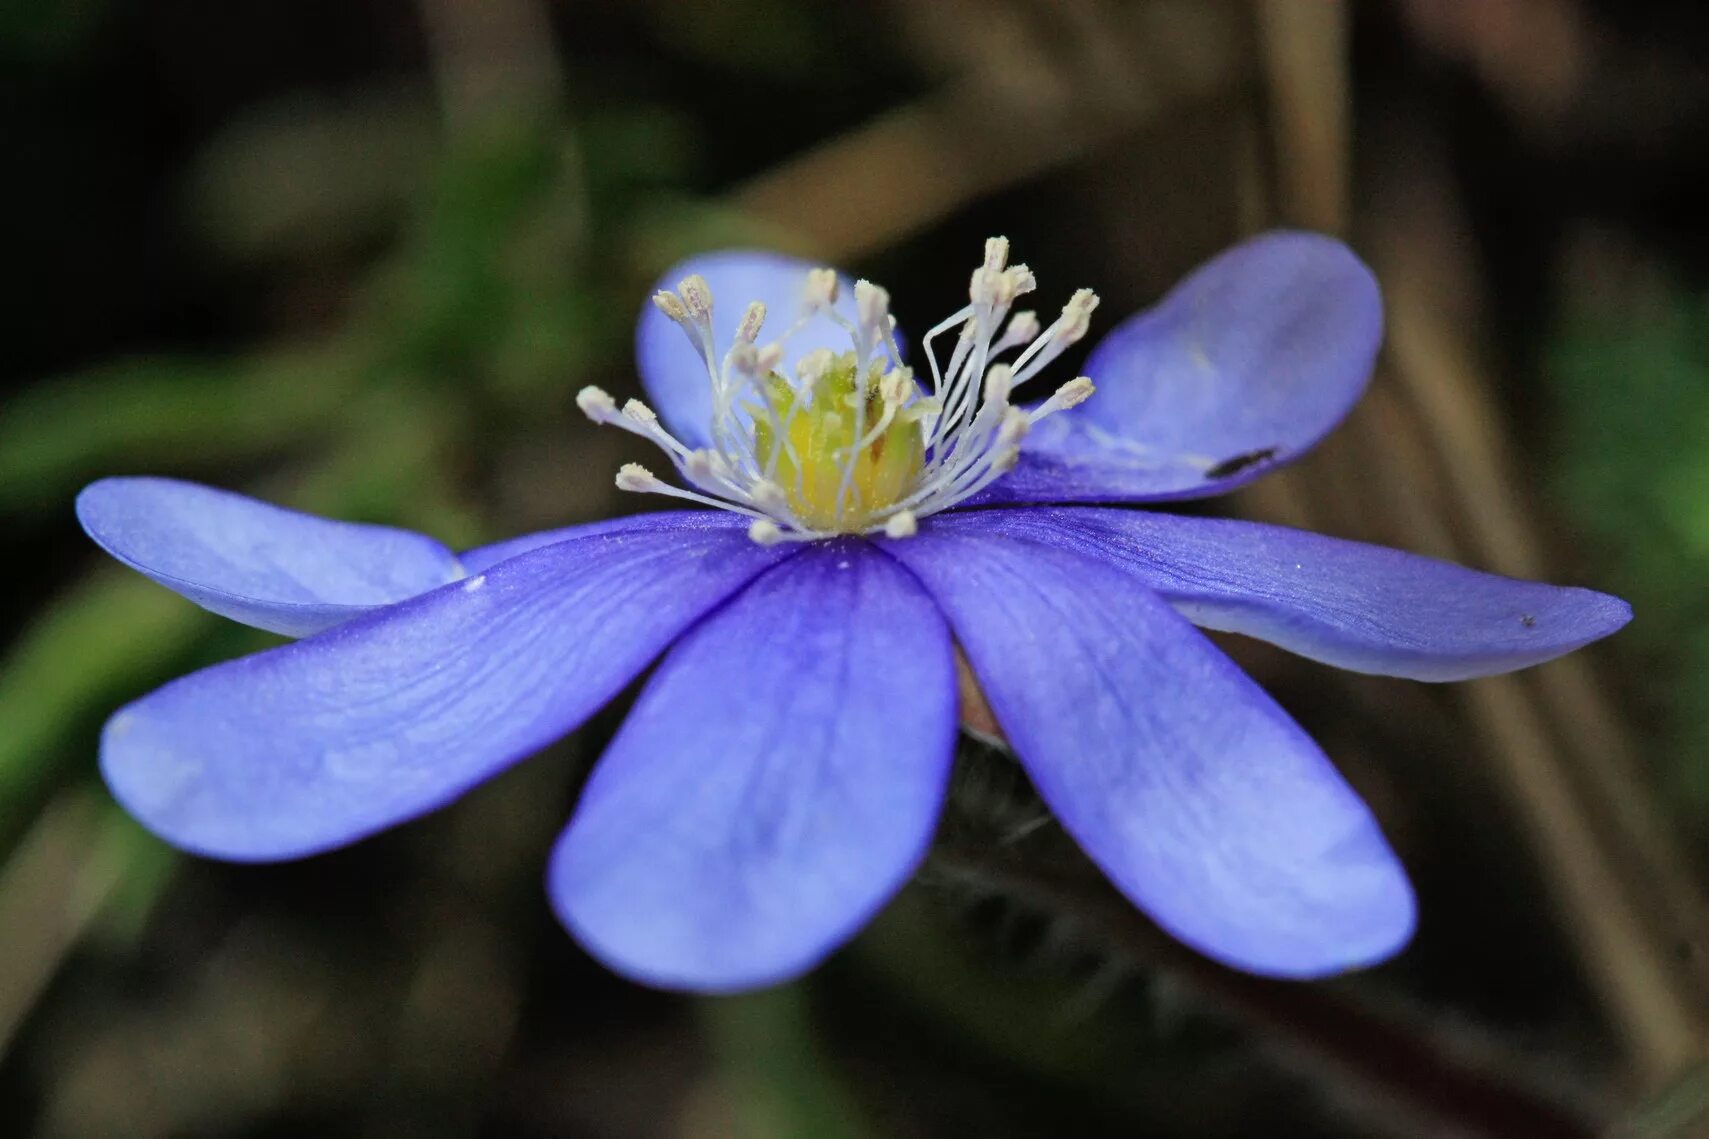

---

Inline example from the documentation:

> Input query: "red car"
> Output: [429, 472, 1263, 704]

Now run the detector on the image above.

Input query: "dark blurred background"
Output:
[4, 1, 1709, 1135]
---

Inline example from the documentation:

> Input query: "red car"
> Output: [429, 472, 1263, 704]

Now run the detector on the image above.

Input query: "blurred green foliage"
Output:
[1550, 288, 1709, 810]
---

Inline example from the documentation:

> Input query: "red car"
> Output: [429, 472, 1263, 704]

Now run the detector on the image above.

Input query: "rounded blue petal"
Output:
[101, 513, 788, 860]
[77, 476, 463, 636]
[550, 541, 956, 992]
[884, 518, 1415, 978]
[954, 507, 1632, 681]
[984, 231, 1383, 505]
[636, 251, 867, 446]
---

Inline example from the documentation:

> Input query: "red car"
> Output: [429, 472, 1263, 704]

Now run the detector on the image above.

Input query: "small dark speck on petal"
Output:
[1205, 446, 1279, 479]
[1521, 614, 1537, 628]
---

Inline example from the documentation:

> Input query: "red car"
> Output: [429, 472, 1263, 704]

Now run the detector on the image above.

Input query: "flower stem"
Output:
[932, 844, 1602, 1139]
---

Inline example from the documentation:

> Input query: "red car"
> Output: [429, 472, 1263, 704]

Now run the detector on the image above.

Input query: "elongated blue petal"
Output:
[551, 541, 956, 992]
[101, 514, 790, 861]
[884, 518, 1414, 978]
[959, 507, 1631, 681]
[636, 251, 865, 445]
[983, 231, 1382, 504]
[77, 476, 463, 637]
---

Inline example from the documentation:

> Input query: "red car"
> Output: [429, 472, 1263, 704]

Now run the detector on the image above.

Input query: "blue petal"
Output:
[636, 251, 867, 446]
[984, 231, 1383, 504]
[884, 517, 1415, 978]
[459, 512, 711, 575]
[101, 513, 790, 861]
[77, 476, 463, 637]
[550, 541, 956, 992]
[958, 507, 1631, 681]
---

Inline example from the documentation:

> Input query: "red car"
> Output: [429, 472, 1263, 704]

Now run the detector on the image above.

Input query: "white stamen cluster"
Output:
[578, 237, 1098, 544]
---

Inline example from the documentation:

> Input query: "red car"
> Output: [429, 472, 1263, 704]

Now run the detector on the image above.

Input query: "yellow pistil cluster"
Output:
[752, 353, 924, 531]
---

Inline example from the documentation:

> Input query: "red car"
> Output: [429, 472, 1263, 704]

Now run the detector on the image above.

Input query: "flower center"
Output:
[577, 238, 1098, 544]
[752, 352, 925, 530]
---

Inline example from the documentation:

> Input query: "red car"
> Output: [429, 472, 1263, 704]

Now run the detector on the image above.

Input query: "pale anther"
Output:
[855, 280, 888, 325]
[615, 463, 659, 492]
[727, 341, 759, 375]
[995, 311, 1040, 353]
[684, 450, 719, 481]
[805, 268, 839, 307]
[879, 369, 911, 406]
[576, 385, 617, 422]
[651, 291, 688, 323]
[678, 275, 713, 323]
[736, 301, 766, 343]
[1055, 377, 1095, 408]
[1004, 264, 1036, 296]
[997, 406, 1031, 446]
[1059, 289, 1100, 341]
[751, 480, 789, 514]
[748, 519, 784, 546]
[796, 347, 835, 384]
[883, 510, 918, 539]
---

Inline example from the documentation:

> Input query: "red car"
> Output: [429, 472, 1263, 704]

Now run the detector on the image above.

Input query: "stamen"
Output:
[878, 368, 912, 407]
[994, 311, 1040, 353]
[883, 510, 918, 539]
[615, 462, 661, 492]
[805, 268, 839, 308]
[736, 301, 766, 343]
[854, 280, 896, 361]
[997, 405, 1031, 446]
[750, 480, 790, 516]
[678, 275, 714, 323]
[748, 519, 784, 546]
[576, 385, 619, 423]
[618, 461, 772, 519]
[796, 348, 835, 386]
[855, 280, 888, 331]
[651, 291, 689, 323]
[1010, 288, 1100, 387]
[1030, 377, 1095, 422]
[1058, 288, 1099, 341]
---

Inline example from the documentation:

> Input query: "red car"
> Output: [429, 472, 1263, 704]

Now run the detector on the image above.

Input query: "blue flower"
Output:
[78, 232, 1630, 993]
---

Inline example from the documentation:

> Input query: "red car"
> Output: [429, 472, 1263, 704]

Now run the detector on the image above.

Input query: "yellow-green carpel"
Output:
[752, 354, 925, 532]
[578, 238, 1099, 544]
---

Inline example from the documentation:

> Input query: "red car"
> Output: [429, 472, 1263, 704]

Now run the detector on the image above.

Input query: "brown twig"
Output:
[1250, 0, 1709, 1087]
[0, 790, 130, 1060]
[733, 0, 1246, 260]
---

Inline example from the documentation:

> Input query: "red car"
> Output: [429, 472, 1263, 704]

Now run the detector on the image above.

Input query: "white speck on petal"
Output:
[463, 575, 487, 592]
